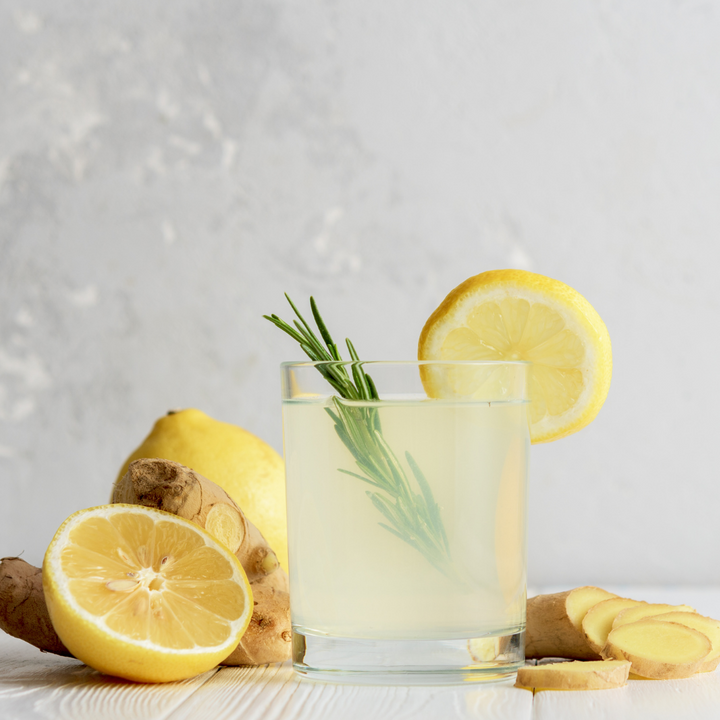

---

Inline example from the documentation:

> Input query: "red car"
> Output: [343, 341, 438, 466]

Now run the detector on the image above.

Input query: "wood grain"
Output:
[166, 664, 533, 720]
[0, 634, 218, 720]
[534, 672, 720, 720]
[0, 635, 532, 720]
[2, 587, 720, 720]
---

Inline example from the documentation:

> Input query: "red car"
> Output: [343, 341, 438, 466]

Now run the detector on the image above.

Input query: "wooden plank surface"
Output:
[0, 634, 532, 720]
[2, 587, 720, 720]
[167, 664, 532, 720]
[534, 672, 720, 720]
[0, 635, 219, 720]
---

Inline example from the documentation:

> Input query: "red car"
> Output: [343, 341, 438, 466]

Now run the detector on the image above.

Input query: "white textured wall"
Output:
[2, 1, 719, 587]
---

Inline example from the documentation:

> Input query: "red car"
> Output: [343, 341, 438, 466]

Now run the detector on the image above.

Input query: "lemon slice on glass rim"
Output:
[43, 504, 253, 683]
[418, 269, 612, 443]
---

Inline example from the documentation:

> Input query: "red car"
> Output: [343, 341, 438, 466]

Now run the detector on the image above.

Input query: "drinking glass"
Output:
[281, 360, 530, 684]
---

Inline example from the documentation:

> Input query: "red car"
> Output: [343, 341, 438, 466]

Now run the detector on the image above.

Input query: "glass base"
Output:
[292, 627, 525, 685]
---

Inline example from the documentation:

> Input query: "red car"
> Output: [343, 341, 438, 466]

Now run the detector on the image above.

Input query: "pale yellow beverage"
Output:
[282, 361, 529, 683]
[271, 271, 610, 683]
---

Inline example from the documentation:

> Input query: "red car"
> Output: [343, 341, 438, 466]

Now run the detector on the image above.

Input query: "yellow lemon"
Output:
[43, 504, 252, 683]
[418, 270, 612, 443]
[114, 409, 287, 569]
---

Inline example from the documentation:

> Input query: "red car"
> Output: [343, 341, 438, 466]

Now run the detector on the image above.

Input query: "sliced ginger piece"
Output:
[565, 587, 619, 630]
[612, 603, 695, 630]
[582, 597, 643, 654]
[653, 612, 720, 673]
[515, 660, 631, 691]
[603, 619, 711, 679]
[526, 586, 617, 659]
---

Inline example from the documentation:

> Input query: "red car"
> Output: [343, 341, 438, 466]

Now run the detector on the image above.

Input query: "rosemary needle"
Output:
[264, 295, 455, 579]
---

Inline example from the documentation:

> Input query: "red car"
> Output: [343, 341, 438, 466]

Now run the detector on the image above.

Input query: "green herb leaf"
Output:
[266, 295, 454, 578]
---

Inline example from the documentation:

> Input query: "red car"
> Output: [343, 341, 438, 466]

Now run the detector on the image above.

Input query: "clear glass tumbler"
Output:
[281, 360, 530, 684]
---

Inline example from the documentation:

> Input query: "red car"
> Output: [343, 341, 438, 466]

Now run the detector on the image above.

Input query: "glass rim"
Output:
[281, 360, 531, 368]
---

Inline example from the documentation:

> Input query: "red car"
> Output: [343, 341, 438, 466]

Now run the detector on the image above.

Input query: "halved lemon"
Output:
[418, 269, 612, 443]
[43, 504, 252, 683]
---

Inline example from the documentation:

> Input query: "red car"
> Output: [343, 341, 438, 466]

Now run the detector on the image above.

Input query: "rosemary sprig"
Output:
[264, 295, 455, 579]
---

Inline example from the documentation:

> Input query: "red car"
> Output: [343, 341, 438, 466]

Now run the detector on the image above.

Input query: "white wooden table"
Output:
[2, 587, 720, 720]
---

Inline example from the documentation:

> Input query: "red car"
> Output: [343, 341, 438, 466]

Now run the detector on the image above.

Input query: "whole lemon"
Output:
[114, 409, 288, 570]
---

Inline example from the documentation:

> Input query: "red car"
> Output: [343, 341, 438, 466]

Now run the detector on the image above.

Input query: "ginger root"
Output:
[526, 586, 720, 685]
[222, 582, 292, 665]
[603, 619, 711, 679]
[516, 660, 631, 691]
[0, 557, 70, 656]
[526, 586, 617, 660]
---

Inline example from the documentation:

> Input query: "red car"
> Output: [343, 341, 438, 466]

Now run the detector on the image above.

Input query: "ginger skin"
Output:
[222, 582, 292, 665]
[0, 557, 70, 657]
[526, 587, 617, 660]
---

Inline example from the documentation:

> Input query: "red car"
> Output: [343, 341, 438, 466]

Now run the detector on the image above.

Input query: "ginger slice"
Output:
[526, 586, 617, 659]
[603, 619, 711, 679]
[582, 597, 643, 654]
[515, 660, 631, 691]
[653, 612, 720, 673]
[612, 603, 695, 630]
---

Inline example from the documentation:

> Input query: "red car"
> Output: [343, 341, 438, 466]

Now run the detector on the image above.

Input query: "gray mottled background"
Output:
[2, 1, 719, 586]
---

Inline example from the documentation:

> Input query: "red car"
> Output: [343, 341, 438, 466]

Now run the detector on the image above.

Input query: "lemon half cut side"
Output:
[418, 270, 612, 444]
[43, 504, 253, 683]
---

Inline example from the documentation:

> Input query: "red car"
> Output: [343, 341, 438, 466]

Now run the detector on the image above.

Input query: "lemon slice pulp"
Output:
[418, 269, 612, 443]
[43, 504, 252, 683]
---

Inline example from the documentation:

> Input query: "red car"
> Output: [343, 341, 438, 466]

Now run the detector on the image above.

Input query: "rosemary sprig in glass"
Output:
[265, 295, 455, 579]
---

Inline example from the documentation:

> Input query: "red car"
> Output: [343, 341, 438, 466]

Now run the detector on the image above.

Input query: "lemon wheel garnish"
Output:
[418, 269, 612, 443]
[43, 504, 252, 683]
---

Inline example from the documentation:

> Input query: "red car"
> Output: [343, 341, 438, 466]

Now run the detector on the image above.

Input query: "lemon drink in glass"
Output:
[267, 271, 611, 684]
